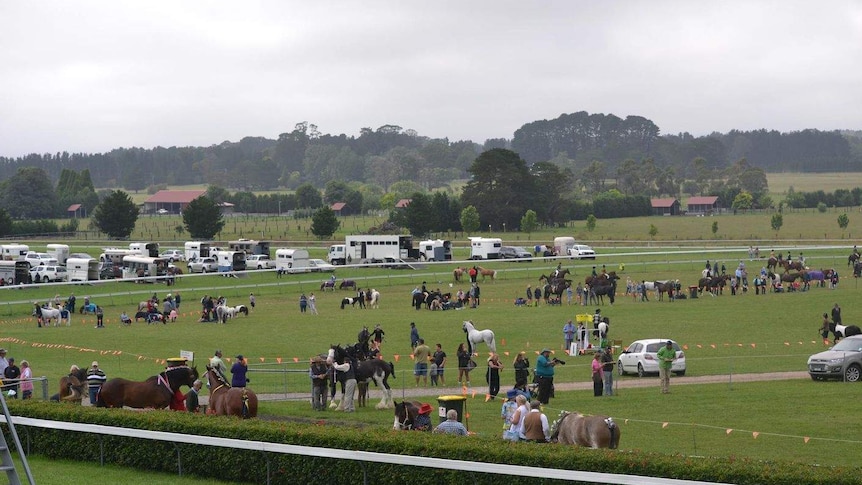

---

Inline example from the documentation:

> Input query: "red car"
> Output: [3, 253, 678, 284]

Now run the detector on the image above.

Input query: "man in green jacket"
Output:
[657, 340, 677, 394]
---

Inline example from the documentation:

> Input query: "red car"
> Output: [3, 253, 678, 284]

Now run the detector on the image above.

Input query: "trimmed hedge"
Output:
[3, 402, 856, 485]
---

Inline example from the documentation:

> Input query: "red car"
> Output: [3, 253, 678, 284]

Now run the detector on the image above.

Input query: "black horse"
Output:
[330, 344, 395, 409]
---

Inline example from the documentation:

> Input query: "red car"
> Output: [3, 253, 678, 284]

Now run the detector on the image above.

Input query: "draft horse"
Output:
[53, 365, 87, 403]
[204, 365, 258, 418]
[329, 344, 395, 409]
[97, 364, 198, 409]
[550, 411, 621, 449]
[463, 320, 497, 356]
[393, 400, 430, 431]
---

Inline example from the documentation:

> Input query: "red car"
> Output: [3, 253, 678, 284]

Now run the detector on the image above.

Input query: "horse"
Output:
[849, 252, 860, 267]
[393, 400, 423, 430]
[329, 344, 394, 409]
[228, 305, 249, 317]
[97, 365, 198, 409]
[56, 366, 87, 403]
[341, 297, 360, 309]
[340, 280, 356, 290]
[369, 289, 380, 309]
[204, 365, 258, 418]
[550, 411, 621, 449]
[320, 280, 336, 291]
[698, 275, 729, 295]
[589, 284, 616, 305]
[586, 272, 618, 287]
[215, 304, 232, 323]
[453, 267, 466, 282]
[476, 266, 496, 281]
[463, 320, 497, 356]
[655, 280, 679, 301]
[33, 305, 62, 326]
[781, 260, 805, 272]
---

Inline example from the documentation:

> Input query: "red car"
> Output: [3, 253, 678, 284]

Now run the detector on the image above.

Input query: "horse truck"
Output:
[469, 237, 502, 260]
[328, 235, 419, 265]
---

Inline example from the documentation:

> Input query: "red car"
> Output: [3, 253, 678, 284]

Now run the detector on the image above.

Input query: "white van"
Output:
[67, 257, 100, 282]
[469, 237, 502, 260]
[275, 248, 310, 273]
[47, 244, 70, 265]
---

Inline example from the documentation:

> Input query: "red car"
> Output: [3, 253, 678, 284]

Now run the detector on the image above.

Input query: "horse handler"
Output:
[535, 349, 559, 405]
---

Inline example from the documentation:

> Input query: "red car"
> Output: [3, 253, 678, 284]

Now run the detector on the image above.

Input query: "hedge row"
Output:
[3, 402, 854, 485]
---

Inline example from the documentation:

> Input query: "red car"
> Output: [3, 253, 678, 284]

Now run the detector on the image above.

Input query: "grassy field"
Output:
[766, 172, 862, 195]
[2, 246, 861, 471]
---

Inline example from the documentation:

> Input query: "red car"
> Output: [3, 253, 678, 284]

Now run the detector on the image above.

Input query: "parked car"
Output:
[618, 338, 686, 377]
[24, 252, 58, 268]
[29, 265, 68, 283]
[500, 246, 532, 261]
[307, 259, 336, 272]
[99, 261, 116, 280]
[807, 335, 862, 382]
[247, 254, 275, 269]
[188, 257, 218, 273]
[160, 249, 185, 262]
[568, 244, 596, 259]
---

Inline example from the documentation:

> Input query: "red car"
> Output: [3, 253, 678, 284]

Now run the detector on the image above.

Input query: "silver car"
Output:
[808, 335, 862, 382]
[618, 338, 687, 377]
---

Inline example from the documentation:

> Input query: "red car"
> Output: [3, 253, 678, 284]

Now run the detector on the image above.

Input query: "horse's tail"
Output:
[241, 388, 250, 419]
[549, 411, 569, 443]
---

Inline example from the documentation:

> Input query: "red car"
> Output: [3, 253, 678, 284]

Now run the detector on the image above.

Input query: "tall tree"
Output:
[0, 208, 11, 237]
[92, 190, 139, 239]
[183, 196, 225, 240]
[397, 192, 435, 237]
[0, 167, 58, 218]
[461, 149, 535, 230]
[530, 162, 572, 224]
[295, 184, 322, 209]
[311, 206, 340, 238]
[460, 205, 481, 234]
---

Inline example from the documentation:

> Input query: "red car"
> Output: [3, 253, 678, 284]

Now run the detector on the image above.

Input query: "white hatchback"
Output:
[617, 339, 686, 377]
[568, 245, 596, 259]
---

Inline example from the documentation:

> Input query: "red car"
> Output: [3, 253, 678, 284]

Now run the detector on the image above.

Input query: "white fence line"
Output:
[1, 415, 730, 485]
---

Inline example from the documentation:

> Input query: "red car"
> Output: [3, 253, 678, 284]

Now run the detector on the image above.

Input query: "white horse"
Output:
[462, 320, 496, 356]
[597, 321, 609, 340]
[369, 289, 380, 309]
[38, 307, 63, 326]
[215, 304, 231, 323]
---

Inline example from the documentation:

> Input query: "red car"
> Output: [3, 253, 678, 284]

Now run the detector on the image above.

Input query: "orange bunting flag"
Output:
[662, 422, 669, 428]
[409, 354, 415, 360]
[277, 358, 283, 364]
[259, 357, 265, 363]
[534, 350, 540, 355]
[784, 342, 790, 346]
[394, 355, 400, 362]
[726, 429, 733, 435]
[484, 394, 491, 402]
[682, 345, 688, 350]
[471, 390, 477, 398]
[504, 351, 510, 356]
[292, 357, 299, 363]
[461, 386, 468, 395]
[752, 432, 759, 439]
[465, 412, 471, 419]
[710, 344, 716, 349]
[160, 359, 166, 365]
[804, 437, 810, 444]
[696, 344, 703, 348]
[750, 343, 756, 348]
[736, 343, 743, 347]
[501, 338, 506, 346]
[225, 358, 231, 363]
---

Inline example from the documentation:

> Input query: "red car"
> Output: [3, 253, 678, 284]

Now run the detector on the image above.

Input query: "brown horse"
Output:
[849, 252, 860, 267]
[655, 280, 679, 301]
[56, 365, 87, 403]
[97, 365, 198, 409]
[477, 266, 496, 281]
[204, 365, 258, 418]
[550, 411, 621, 449]
[698, 275, 729, 295]
[781, 260, 805, 272]
[586, 271, 618, 287]
[766, 257, 779, 272]
[453, 267, 466, 282]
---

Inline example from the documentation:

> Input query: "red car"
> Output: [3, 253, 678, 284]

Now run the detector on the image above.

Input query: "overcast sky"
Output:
[1, 1, 861, 158]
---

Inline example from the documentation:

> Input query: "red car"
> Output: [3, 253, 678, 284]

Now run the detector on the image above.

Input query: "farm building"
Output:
[651, 198, 681, 216]
[395, 198, 411, 208]
[66, 203, 86, 218]
[143, 190, 206, 214]
[331, 202, 349, 216]
[686, 196, 721, 215]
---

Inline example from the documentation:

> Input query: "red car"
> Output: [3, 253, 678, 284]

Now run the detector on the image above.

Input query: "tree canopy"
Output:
[461, 149, 535, 230]
[183, 196, 225, 240]
[311, 206, 340, 238]
[0, 167, 58, 219]
[92, 190, 139, 239]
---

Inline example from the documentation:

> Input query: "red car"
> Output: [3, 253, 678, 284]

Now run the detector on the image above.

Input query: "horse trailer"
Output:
[129, 242, 160, 258]
[329, 235, 418, 265]
[419, 239, 452, 262]
[554, 237, 576, 256]
[67, 257, 99, 282]
[1, 244, 29, 262]
[469, 237, 502, 260]
[0, 260, 30, 285]
[275, 248, 310, 273]
[216, 251, 247, 273]
[121, 255, 168, 280]
[47, 244, 70, 265]
[100, 248, 136, 266]
[228, 239, 271, 256]
[184, 241, 212, 262]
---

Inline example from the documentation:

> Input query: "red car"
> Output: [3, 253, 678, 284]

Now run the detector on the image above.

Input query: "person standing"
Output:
[512, 351, 530, 387]
[3, 358, 21, 398]
[372, 324, 385, 345]
[566, 285, 573, 305]
[525, 285, 533, 306]
[209, 350, 228, 378]
[535, 349, 558, 405]
[474, 283, 482, 307]
[174, 292, 181, 310]
[309, 355, 329, 411]
[640, 281, 649, 302]
[469, 266, 478, 284]
[592, 309, 602, 340]
[563, 320, 576, 352]
[533, 286, 541, 306]
[601, 347, 614, 396]
[657, 340, 677, 394]
[249, 293, 256, 311]
[231, 355, 249, 387]
[68, 293, 77, 313]
[509, 394, 529, 440]
[19, 360, 33, 400]
[591, 353, 603, 397]
[456, 343, 472, 387]
[0, 348, 8, 376]
[307, 292, 318, 315]
[413, 339, 430, 386]
[299, 293, 308, 313]
[95, 306, 104, 328]
[185, 380, 202, 412]
[486, 353, 503, 399]
[410, 322, 420, 349]
[522, 400, 550, 442]
[86, 361, 106, 405]
[432, 344, 447, 386]
[832, 303, 842, 325]
[332, 356, 356, 412]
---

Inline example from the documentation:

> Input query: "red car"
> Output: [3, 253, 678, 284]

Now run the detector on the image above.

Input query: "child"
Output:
[501, 389, 519, 441]
[429, 362, 439, 386]
[249, 293, 256, 311]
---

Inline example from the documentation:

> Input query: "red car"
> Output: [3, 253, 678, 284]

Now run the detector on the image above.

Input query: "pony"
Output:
[340, 280, 356, 290]
[55, 366, 87, 403]
[227, 305, 249, 317]
[463, 320, 497, 356]
[766, 257, 780, 272]
[550, 411, 621, 449]
[822, 322, 862, 343]
[329, 344, 395, 409]
[34, 305, 62, 326]
[204, 365, 258, 418]
[655, 280, 679, 301]
[215, 304, 232, 323]
[393, 400, 422, 430]
[698, 275, 729, 295]
[453, 267, 466, 282]
[476, 267, 496, 281]
[320, 280, 336, 291]
[341, 297, 360, 309]
[97, 365, 198, 409]
[369, 289, 380, 309]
